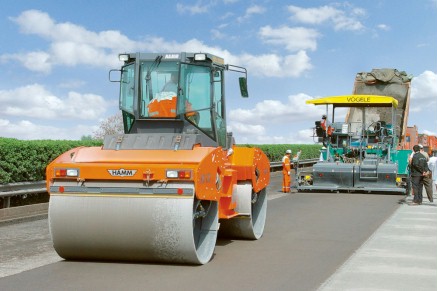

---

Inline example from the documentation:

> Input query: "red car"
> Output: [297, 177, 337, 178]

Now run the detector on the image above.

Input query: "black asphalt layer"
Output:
[0, 172, 402, 291]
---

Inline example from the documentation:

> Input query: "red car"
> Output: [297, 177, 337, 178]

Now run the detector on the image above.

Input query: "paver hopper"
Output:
[46, 53, 270, 264]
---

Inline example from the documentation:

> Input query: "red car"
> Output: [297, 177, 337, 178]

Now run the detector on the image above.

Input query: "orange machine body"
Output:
[46, 145, 270, 220]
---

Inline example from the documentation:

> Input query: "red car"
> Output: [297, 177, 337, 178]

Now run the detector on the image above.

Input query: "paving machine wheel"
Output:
[219, 182, 267, 239]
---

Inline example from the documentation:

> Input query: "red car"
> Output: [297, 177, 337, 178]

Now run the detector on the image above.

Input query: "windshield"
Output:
[139, 60, 180, 118]
[138, 61, 217, 138]
[126, 59, 225, 145]
[347, 107, 393, 136]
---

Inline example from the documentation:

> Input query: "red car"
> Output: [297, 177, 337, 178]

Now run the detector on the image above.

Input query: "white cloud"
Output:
[0, 119, 9, 126]
[229, 93, 324, 125]
[288, 5, 339, 24]
[58, 80, 87, 89]
[239, 51, 312, 77]
[237, 4, 266, 22]
[411, 71, 437, 101]
[287, 5, 365, 31]
[228, 122, 266, 136]
[377, 24, 390, 31]
[211, 29, 226, 40]
[12, 10, 135, 48]
[259, 26, 320, 52]
[3, 9, 314, 78]
[417, 43, 429, 48]
[230, 127, 316, 145]
[6, 10, 136, 72]
[227, 93, 329, 144]
[220, 14, 234, 22]
[246, 5, 266, 15]
[423, 129, 437, 136]
[296, 128, 317, 144]
[410, 70, 437, 113]
[0, 84, 108, 120]
[50, 41, 115, 67]
[0, 119, 97, 140]
[1, 51, 52, 73]
[176, 2, 211, 15]
[230, 88, 423, 144]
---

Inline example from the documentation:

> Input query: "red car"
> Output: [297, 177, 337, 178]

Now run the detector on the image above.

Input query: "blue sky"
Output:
[0, 0, 436, 143]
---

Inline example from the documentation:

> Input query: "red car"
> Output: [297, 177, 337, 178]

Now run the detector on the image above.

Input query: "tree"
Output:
[93, 112, 124, 140]
[80, 135, 94, 141]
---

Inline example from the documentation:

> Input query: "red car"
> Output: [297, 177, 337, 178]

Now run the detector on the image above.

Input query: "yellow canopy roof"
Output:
[306, 95, 398, 108]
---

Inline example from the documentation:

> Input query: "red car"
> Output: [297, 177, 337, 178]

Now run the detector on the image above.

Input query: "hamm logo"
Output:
[107, 169, 137, 177]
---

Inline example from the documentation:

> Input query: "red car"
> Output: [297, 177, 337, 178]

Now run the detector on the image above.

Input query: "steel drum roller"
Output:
[219, 182, 267, 239]
[49, 190, 218, 264]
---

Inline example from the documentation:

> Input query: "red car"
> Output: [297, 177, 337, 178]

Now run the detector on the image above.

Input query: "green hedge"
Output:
[0, 138, 102, 184]
[0, 138, 322, 184]
[238, 144, 322, 162]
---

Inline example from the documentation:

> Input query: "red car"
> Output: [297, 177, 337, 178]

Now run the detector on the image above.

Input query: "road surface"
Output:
[0, 172, 404, 290]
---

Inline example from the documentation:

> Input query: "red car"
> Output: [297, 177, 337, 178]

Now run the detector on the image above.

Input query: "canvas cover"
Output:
[348, 69, 412, 144]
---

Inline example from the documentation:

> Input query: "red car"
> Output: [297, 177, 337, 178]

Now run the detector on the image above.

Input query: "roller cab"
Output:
[46, 52, 270, 264]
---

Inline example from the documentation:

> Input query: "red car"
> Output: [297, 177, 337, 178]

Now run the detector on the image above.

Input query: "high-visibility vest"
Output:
[148, 95, 177, 117]
[321, 119, 327, 130]
[321, 119, 333, 135]
[282, 155, 290, 174]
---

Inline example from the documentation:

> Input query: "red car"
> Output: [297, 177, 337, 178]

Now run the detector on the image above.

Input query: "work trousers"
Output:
[423, 175, 434, 202]
[411, 175, 424, 203]
[282, 173, 290, 193]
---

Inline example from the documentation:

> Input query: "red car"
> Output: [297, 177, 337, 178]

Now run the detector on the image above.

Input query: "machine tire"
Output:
[192, 198, 219, 264]
[219, 182, 267, 240]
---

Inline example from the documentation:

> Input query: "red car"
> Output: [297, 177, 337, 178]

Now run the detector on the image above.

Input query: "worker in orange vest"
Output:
[320, 114, 333, 136]
[282, 149, 292, 193]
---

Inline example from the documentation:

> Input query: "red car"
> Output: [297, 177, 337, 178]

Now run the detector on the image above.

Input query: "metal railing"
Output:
[269, 158, 319, 170]
[0, 159, 319, 209]
[0, 181, 47, 208]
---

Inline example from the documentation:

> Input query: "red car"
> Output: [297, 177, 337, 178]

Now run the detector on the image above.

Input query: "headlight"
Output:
[119, 54, 129, 61]
[66, 169, 79, 177]
[166, 170, 178, 178]
[194, 53, 206, 61]
[55, 168, 79, 177]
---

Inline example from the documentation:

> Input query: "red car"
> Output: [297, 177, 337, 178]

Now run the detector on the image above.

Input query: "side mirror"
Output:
[109, 69, 122, 82]
[239, 77, 249, 98]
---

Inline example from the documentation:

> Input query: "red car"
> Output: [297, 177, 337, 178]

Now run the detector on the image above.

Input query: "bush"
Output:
[238, 144, 322, 162]
[0, 137, 322, 184]
[0, 138, 102, 184]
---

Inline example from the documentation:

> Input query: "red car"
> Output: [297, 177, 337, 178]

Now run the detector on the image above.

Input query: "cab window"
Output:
[180, 64, 214, 140]
[119, 63, 135, 114]
[139, 61, 179, 118]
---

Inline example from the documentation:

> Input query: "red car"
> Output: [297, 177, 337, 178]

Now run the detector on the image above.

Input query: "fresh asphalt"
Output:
[0, 172, 436, 290]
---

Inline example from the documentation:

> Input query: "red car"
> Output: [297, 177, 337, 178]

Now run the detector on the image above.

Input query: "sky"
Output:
[0, 0, 436, 144]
